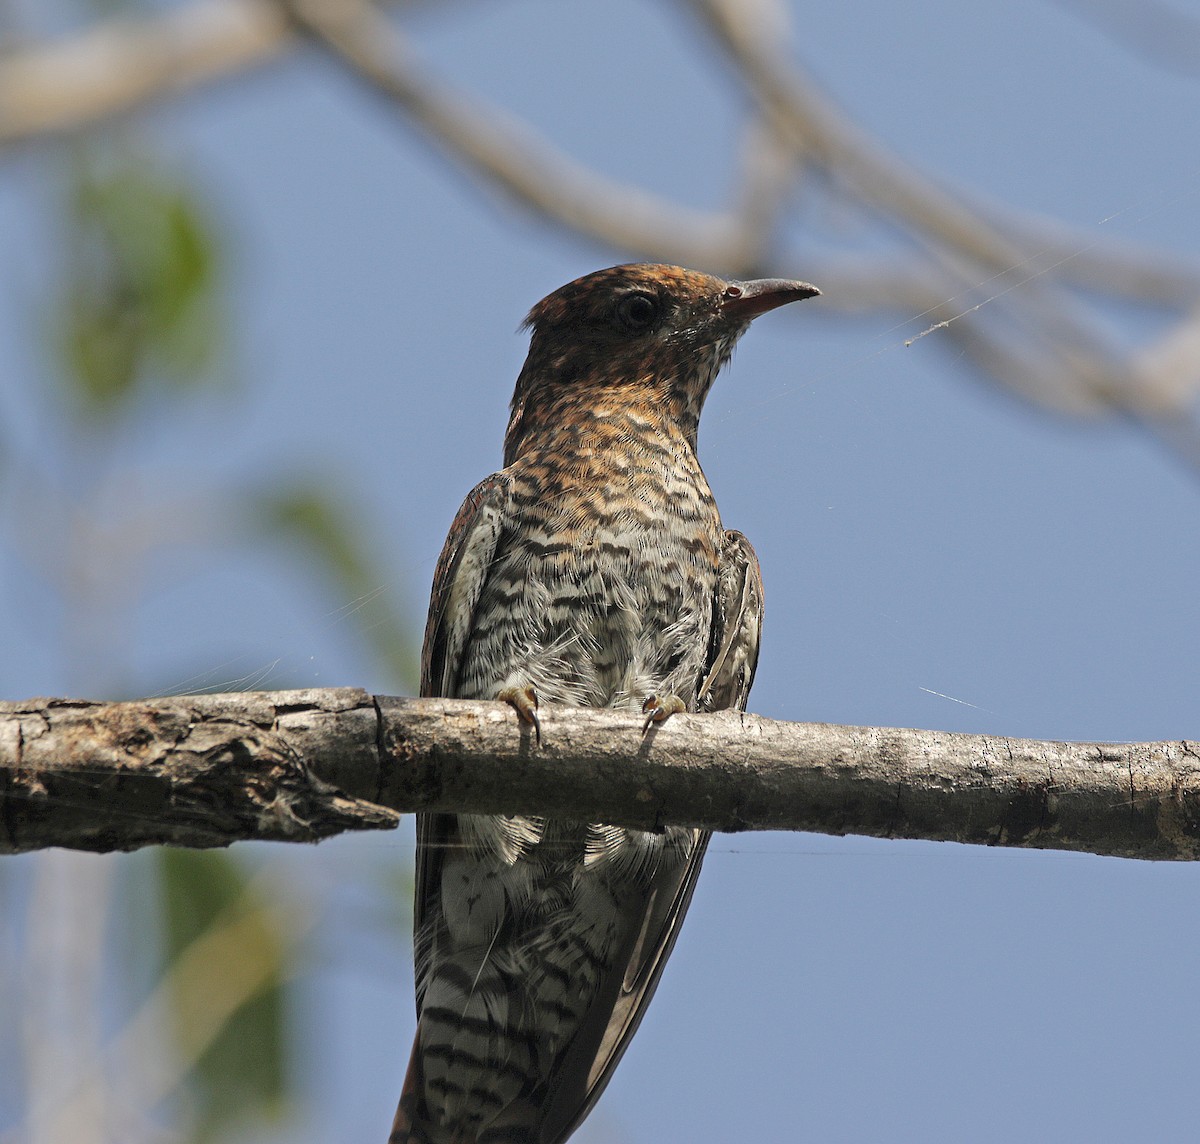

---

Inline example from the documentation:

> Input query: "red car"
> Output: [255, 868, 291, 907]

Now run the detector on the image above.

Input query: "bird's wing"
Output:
[539, 529, 765, 1144]
[535, 835, 708, 1144]
[420, 471, 512, 702]
[392, 474, 512, 1141]
[698, 529, 765, 713]
[413, 471, 511, 1007]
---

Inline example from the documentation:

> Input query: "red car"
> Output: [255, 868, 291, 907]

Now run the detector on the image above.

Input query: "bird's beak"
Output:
[721, 278, 820, 320]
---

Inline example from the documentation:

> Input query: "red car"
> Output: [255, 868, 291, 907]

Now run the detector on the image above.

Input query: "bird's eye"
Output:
[614, 292, 660, 333]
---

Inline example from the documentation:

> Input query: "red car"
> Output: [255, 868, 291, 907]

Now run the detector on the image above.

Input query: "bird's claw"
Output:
[498, 685, 541, 745]
[641, 693, 686, 734]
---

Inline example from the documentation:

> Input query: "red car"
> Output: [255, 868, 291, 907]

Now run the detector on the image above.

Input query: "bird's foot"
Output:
[641, 693, 686, 734]
[498, 685, 541, 746]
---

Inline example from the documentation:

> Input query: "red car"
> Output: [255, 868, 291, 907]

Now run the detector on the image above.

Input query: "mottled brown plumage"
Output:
[390, 264, 818, 1144]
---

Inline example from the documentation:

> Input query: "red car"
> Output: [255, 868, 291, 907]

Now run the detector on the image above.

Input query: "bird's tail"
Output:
[388, 1036, 438, 1144]
[389, 1028, 540, 1144]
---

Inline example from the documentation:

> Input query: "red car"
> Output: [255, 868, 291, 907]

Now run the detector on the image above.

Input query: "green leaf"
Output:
[50, 144, 225, 421]
[154, 849, 292, 1142]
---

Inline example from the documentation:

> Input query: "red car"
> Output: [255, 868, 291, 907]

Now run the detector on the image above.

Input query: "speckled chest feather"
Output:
[456, 405, 722, 710]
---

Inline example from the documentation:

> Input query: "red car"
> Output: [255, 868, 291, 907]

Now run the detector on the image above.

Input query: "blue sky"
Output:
[3, 1, 1200, 1141]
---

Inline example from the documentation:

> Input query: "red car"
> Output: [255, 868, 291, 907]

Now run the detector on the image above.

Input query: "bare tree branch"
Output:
[3, 688, 1199, 861]
[1050, 0, 1200, 78]
[687, 0, 1184, 407]
[0, 0, 290, 147]
[0, 0, 465, 147]
[278, 0, 766, 271]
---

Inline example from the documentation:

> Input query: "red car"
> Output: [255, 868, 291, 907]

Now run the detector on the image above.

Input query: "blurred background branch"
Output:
[3, 0, 1200, 430]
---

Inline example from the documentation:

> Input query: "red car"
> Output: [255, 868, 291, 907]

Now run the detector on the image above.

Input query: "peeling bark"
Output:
[1, 689, 1198, 860]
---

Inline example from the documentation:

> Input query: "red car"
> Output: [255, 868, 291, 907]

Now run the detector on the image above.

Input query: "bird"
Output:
[390, 263, 820, 1144]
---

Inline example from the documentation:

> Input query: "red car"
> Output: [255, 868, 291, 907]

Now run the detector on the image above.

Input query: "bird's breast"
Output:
[458, 435, 722, 709]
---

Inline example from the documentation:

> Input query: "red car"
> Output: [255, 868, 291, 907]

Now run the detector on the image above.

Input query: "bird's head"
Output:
[505, 263, 819, 462]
